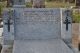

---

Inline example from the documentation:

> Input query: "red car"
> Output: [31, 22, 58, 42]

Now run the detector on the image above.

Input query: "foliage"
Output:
[73, 13, 80, 23]
[0, 1, 7, 17]
[45, 2, 75, 8]
[0, 5, 1, 16]
[0, 3, 2, 17]
[46, 0, 53, 2]
[26, 2, 32, 8]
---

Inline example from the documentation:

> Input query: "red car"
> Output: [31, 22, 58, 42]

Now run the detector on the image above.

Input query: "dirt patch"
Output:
[72, 23, 79, 50]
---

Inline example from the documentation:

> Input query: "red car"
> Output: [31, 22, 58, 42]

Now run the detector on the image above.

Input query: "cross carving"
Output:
[64, 10, 71, 31]
[5, 19, 13, 32]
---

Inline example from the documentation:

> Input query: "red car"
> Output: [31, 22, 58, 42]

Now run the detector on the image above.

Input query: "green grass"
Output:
[26, 2, 32, 8]
[73, 13, 80, 23]
[25, 2, 75, 8]
[0, 1, 7, 17]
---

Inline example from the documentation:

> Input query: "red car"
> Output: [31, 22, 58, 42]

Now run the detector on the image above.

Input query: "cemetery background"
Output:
[0, 0, 80, 53]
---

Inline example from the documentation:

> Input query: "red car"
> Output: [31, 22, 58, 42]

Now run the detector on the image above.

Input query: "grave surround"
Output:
[2, 8, 73, 53]
[2, 0, 73, 53]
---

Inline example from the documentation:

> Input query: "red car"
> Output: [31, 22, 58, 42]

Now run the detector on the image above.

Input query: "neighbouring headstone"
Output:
[13, 0, 25, 7]
[76, 0, 80, 7]
[33, 0, 45, 8]
[13, 0, 25, 5]
[7, 0, 13, 7]
[25, 0, 31, 2]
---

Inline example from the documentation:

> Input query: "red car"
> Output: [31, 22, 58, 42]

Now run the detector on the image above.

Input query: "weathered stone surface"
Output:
[14, 8, 61, 40]
[61, 9, 72, 40]
[13, 39, 73, 53]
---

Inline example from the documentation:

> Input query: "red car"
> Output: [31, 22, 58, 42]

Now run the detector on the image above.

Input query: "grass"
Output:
[0, 1, 7, 17]
[72, 9, 80, 23]
[26, 2, 32, 8]
[45, 2, 75, 8]
[25, 1, 75, 8]
[73, 13, 80, 23]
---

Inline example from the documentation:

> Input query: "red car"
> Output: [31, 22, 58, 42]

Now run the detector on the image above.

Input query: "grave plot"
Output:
[11, 8, 73, 53]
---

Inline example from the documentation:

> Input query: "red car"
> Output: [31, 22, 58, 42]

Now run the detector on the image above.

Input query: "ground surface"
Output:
[72, 23, 79, 50]
[13, 39, 73, 53]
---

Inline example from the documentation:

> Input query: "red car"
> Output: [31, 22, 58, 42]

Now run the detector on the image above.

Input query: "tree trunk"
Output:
[7, 0, 13, 7]
[32, 0, 45, 8]
[7, 0, 10, 7]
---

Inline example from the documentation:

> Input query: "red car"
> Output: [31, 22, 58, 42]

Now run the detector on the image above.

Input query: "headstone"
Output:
[14, 8, 61, 40]
[13, 0, 25, 7]
[7, 0, 13, 7]
[13, 0, 25, 5]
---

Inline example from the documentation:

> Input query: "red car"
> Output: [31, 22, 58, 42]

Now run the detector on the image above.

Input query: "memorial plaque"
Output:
[14, 8, 61, 40]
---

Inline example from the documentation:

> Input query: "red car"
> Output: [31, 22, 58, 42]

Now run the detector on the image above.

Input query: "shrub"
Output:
[26, 2, 32, 8]
[73, 13, 80, 23]
[0, 4, 2, 17]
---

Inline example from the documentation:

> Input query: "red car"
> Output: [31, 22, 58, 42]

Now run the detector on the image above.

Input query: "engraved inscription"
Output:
[15, 9, 60, 24]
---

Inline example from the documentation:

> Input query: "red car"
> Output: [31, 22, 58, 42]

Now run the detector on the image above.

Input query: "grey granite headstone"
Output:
[14, 8, 61, 40]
